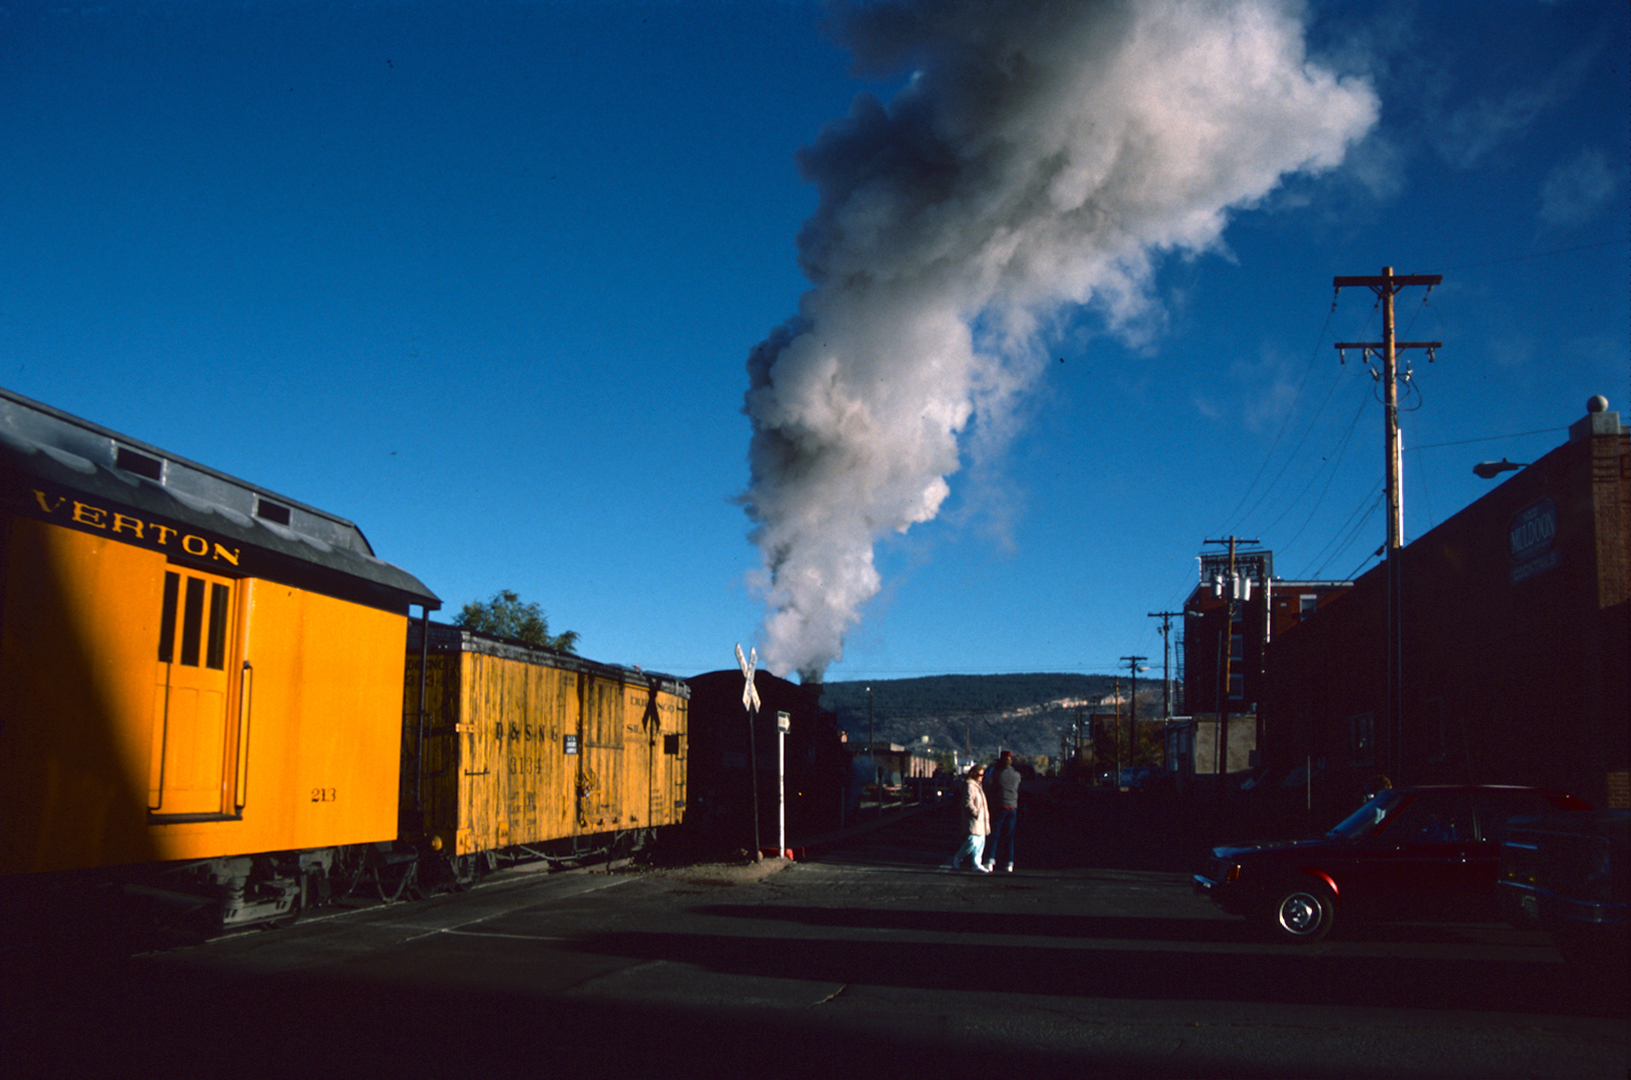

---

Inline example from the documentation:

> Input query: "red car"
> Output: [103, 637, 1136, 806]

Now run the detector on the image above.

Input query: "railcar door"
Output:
[576, 675, 624, 832]
[150, 567, 241, 818]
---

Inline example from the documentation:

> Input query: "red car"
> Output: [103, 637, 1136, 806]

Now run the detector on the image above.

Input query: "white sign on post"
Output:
[735, 643, 760, 713]
[735, 643, 763, 859]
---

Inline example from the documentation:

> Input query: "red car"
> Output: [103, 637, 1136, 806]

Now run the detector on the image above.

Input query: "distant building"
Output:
[848, 741, 937, 790]
[1179, 549, 1351, 784]
[1183, 549, 1354, 717]
[1262, 397, 1629, 817]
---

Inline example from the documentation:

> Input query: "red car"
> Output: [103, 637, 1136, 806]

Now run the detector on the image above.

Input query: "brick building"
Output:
[1182, 551, 1353, 718]
[1178, 551, 1351, 785]
[1261, 397, 1629, 818]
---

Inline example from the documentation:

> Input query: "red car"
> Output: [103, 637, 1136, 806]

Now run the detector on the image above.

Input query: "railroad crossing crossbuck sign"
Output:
[735, 643, 760, 714]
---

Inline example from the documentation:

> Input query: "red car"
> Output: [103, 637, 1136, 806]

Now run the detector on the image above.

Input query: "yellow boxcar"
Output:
[0, 389, 439, 883]
[403, 624, 687, 864]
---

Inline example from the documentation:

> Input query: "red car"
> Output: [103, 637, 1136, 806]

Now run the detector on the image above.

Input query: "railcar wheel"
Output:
[375, 859, 419, 904]
[266, 870, 313, 930]
[1268, 882, 1335, 942]
[331, 849, 368, 900]
[449, 854, 483, 892]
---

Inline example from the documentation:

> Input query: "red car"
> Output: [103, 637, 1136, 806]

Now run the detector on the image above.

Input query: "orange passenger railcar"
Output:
[0, 389, 439, 927]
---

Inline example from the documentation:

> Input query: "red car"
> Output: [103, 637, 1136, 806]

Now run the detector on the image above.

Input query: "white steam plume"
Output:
[741, 0, 1377, 680]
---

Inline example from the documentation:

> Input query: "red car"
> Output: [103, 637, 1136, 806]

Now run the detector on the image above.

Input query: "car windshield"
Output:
[1327, 789, 1410, 841]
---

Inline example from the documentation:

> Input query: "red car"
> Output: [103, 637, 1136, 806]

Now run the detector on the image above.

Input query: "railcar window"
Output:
[179, 577, 206, 667]
[158, 571, 180, 663]
[206, 582, 230, 670]
[159, 571, 234, 669]
[115, 446, 164, 481]
[254, 498, 291, 525]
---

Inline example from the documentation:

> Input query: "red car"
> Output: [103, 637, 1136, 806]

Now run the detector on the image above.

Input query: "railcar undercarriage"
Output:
[3, 827, 665, 951]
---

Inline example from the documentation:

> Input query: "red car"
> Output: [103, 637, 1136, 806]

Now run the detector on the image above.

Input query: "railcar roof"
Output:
[0, 386, 439, 610]
[411, 621, 688, 698]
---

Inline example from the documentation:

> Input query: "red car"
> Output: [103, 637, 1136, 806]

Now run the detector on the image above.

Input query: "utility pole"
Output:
[1111, 677, 1121, 781]
[1202, 536, 1257, 784]
[1333, 268, 1442, 552]
[868, 686, 880, 820]
[1149, 609, 1182, 774]
[1121, 656, 1148, 784]
[1147, 611, 1182, 719]
[1333, 267, 1442, 786]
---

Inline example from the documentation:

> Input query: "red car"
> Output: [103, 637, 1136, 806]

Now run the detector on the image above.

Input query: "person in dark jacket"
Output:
[985, 750, 1021, 872]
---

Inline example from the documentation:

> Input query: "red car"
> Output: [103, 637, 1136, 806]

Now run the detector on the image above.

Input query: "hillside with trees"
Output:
[816, 673, 1167, 765]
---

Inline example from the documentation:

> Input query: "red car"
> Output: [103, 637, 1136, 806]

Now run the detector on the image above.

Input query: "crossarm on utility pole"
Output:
[1331, 269, 1443, 552]
[1335, 342, 1442, 355]
[1333, 274, 1442, 289]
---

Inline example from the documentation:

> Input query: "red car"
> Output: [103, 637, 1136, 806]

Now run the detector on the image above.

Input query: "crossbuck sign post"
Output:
[776, 710, 790, 858]
[735, 644, 762, 860]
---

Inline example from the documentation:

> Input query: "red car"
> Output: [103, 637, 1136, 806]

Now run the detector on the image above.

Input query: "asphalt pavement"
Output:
[3, 784, 1624, 1080]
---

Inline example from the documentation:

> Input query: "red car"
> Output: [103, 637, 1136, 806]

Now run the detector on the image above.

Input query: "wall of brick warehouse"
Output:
[1262, 413, 1628, 819]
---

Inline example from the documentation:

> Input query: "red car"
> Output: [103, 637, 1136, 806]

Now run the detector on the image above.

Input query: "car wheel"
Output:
[1268, 882, 1335, 942]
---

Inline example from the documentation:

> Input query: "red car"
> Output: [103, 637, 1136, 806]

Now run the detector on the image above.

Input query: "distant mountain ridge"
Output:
[817, 673, 1165, 762]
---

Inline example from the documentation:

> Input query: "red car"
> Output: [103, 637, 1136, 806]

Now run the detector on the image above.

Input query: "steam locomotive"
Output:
[0, 387, 688, 932]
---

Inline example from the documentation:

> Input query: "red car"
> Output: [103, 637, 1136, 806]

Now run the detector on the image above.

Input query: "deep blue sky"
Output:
[3, 1, 1626, 683]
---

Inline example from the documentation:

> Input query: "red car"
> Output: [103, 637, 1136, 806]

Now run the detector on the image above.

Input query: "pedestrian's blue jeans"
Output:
[951, 833, 986, 868]
[988, 808, 1017, 867]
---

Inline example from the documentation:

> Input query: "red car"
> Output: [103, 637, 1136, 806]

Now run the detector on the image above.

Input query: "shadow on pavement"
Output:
[689, 902, 1256, 944]
[563, 925, 1623, 1020]
[3, 931, 1619, 1080]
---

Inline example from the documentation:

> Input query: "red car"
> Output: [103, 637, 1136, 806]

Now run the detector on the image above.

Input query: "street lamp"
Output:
[1473, 458, 1528, 479]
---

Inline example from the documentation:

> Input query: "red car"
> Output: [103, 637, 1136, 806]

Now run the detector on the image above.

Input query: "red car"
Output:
[1194, 785, 1592, 942]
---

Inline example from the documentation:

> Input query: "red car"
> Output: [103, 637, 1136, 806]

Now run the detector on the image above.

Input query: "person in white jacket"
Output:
[941, 764, 991, 871]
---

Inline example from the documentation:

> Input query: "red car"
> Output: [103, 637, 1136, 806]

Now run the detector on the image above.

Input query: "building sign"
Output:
[1198, 550, 1272, 586]
[1509, 498, 1560, 584]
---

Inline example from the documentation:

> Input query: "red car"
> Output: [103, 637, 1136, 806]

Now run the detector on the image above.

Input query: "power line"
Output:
[1229, 355, 1349, 532]
[1310, 488, 1383, 579]
[1224, 280, 1387, 547]
[1216, 302, 1338, 532]
[1274, 390, 1372, 551]
[1439, 236, 1630, 272]
[1295, 476, 1379, 579]
[1339, 544, 1383, 585]
[1409, 426, 1567, 450]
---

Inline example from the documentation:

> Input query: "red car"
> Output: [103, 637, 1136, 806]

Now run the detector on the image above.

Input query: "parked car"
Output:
[1130, 766, 1172, 793]
[1193, 785, 1591, 942]
[1100, 765, 1166, 790]
[1497, 808, 1628, 969]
